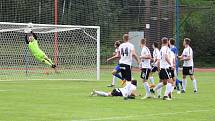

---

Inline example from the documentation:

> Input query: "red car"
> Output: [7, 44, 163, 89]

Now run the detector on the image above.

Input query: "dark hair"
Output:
[169, 38, 175, 45]
[161, 37, 168, 44]
[115, 40, 121, 47]
[184, 38, 191, 45]
[153, 42, 159, 48]
[131, 80, 137, 86]
[141, 38, 146, 45]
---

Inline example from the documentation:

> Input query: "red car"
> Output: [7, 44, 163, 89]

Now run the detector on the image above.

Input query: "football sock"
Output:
[192, 79, 197, 91]
[149, 77, 155, 84]
[182, 79, 187, 91]
[171, 85, 174, 93]
[157, 87, 162, 96]
[112, 76, 116, 85]
[154, 82, 163, 91]
[43, 59, 52, 66]
[46, 58, 53, 65]
[164, 83, 172, 96]
[114, 73, 123, 80]
[143, 82, 151, 96]
[176, 78, 180, 91]
[94, 91, 109, 96]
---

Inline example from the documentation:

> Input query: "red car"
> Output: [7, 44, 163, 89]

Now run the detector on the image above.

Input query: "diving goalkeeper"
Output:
[24, 28, 56, 69]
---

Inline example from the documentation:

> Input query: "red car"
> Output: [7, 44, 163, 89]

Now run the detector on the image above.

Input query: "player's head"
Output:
[131, 80, 137, 86]
[152, 42, 159, 49]
[140, 38, 146, 47]
[183, 38, 191, 47]
[123, 34, 129, 42]
[27, 34, 34, 42]
[114, 40, 121, 48]
[169, 38, 175, 46]
[161, 37, 168, 46]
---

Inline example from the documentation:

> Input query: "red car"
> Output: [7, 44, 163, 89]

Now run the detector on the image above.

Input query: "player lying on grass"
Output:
[91, 80, 137, 99]
[24, 27, 56, 69]
[106, 41, 124, 87]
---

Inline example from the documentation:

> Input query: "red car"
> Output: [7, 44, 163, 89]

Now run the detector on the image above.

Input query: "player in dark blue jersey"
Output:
[169, 38, 182, 94]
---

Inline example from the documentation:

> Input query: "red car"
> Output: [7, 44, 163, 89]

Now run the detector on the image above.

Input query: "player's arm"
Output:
[107, 51, 119, 62]
[140, 54, 151, 59]
[132, 48, 140, 64]
[24, 34, 29, 44]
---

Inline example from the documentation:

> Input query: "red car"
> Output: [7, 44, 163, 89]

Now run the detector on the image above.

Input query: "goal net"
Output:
[0, 22, 100, 81]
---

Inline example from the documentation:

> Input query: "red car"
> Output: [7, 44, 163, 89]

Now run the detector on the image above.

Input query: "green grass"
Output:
[0, 71, 215, 121]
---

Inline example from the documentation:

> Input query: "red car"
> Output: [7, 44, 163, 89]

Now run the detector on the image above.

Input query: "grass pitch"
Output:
[0, 71, 215, 121]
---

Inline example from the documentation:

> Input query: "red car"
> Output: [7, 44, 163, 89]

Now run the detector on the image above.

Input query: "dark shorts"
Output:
[183, 66, 194, 75]
[151, 66, 158, 72]
[159, 68, 171, 80]
[111, 88, 123, 96]
[140, 68, 151, 80]
[169, 67, 175, 78]
[119, 64, 131, 81]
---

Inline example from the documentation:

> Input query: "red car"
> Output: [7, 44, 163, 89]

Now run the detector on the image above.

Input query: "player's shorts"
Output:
[151, 66, 158, 72]
[159, 68, 171, 80]
[113, 64, 121, 72]
[111, 88, 123, 96]
[140, 68, 151, 80]
[34, 51, 46, 62]
[119, 64, 131, 81]
[169, 67, 175, 78]
[183, 66, 194, 75]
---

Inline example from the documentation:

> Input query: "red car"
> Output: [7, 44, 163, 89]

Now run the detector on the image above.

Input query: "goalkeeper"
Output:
[24, 28, 56, 69]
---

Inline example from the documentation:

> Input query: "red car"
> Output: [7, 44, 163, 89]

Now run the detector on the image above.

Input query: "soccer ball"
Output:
[28, 22, 33, 28]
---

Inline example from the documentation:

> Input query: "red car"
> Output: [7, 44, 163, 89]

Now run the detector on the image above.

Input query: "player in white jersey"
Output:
[139, 39, 153, 99]
[168, 40, 176, 97]
[106, 41, 124, 87]
[148, 42, 160, 85]
[150, 37, 173, 100]
[117, 34, 140, 86]
[91, 80, 137, 100]
[178, 38, 197, 93]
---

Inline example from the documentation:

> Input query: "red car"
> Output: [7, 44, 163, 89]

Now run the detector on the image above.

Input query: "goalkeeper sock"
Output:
[94, 91, 109, 96]
[114, 73, 123, 80]
[47, 58, 53, 65]
[43, 59, 52, 66]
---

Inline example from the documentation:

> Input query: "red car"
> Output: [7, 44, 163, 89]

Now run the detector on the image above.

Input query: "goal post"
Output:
[0, 22, 100, 81]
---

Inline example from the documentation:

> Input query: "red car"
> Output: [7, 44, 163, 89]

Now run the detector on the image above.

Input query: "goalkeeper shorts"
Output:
[34, 52, 46, 62]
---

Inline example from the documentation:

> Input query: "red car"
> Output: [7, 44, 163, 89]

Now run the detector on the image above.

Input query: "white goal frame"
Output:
[0, 22, 100, 80]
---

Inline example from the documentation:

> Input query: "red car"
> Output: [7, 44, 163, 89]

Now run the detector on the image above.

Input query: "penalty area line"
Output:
[71, 109, 215, 121]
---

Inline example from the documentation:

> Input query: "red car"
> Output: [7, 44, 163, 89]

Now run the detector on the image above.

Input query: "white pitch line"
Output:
[0, 90, 10, 92]
[71, 109, 215, 121]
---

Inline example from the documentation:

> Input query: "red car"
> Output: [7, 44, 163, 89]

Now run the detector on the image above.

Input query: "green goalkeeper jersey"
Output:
[28, 39, 45, 60]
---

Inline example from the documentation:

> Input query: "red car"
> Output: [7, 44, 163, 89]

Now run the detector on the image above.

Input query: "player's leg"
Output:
[141, 68, 152, 99]
[91, 89, 111, 96]
[149, 66, 157, 84]
[189, 67, 197, 93]
[163, 69, 173, 100]
[44, 55, 56, 68]
[151, 71, 164, 97]
[119, 64, 130, 86]
[181, 67, 188, 93]
[156, 79, 163, 98]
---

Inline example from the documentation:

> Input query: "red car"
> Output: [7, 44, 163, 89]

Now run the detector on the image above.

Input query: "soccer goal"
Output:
[0, 22, 100, 81]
